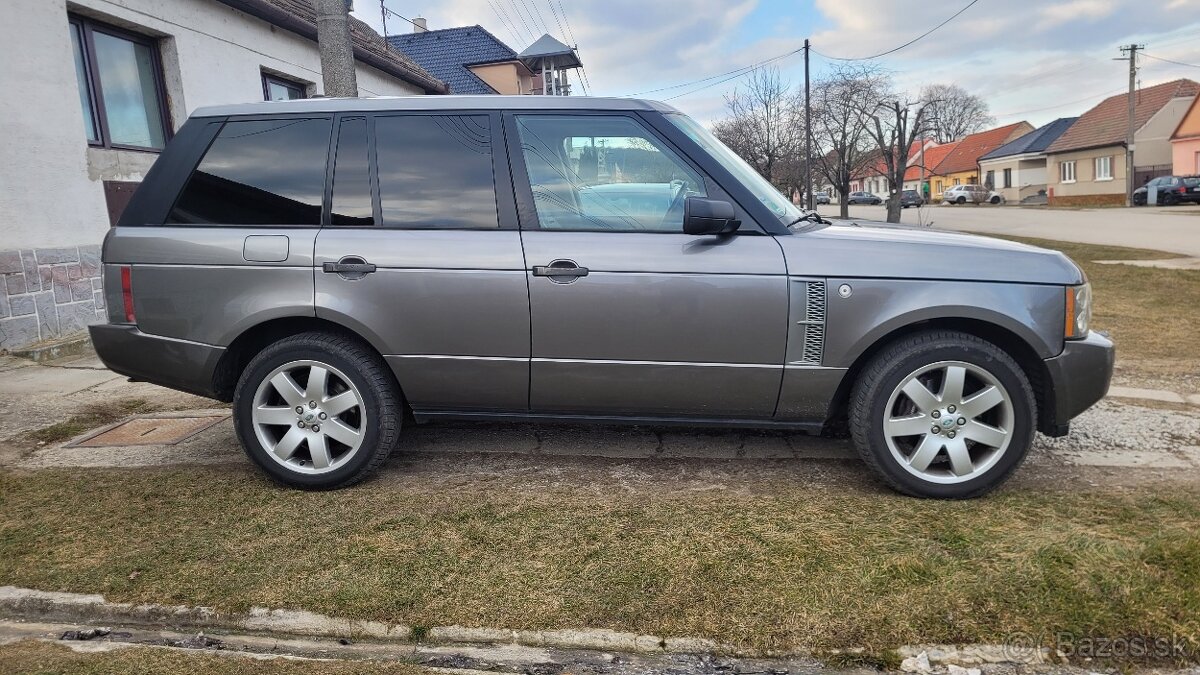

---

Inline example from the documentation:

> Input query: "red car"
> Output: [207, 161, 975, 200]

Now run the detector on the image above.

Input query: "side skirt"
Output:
[410, 410, 826, 434]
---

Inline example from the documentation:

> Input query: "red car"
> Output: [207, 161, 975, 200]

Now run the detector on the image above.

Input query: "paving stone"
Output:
[58, 300, 97, 334]
[0, 251, 22, 274]
[36, 247, 80, 265]
[70, 279, 92, 301]
[20, 251, 38, 292]
[51, 266, 70, 303]
[5, 273, 26, 296]
[79, 246, 101, 278]
[34, 292, 59, 338]
[0, 315, 40, 348]
[38, 265, 52, 291]
[66, 263, 82, 281]
[9, 294, 35, 316]
[0, 291, 8, 319]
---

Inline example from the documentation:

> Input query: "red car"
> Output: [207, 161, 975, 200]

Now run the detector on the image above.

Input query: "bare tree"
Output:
[921, 83, 995, 143]
[810, 64, 886, 218]
[712, 68, 805, 198]
[863, 90, 936, 223]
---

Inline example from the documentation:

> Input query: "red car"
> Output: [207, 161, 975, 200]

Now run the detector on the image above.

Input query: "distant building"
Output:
[926, 122, 1034, 198]
[1170, 94, 1200, 175]
[978, 117, 1077, 204]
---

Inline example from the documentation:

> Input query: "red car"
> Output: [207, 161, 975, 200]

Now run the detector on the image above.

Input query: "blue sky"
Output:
[355, 0, 1200, 128]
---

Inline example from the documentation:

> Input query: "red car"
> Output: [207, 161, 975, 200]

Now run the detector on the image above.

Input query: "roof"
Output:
[932, 122, 1032, 175]
[979, 117, 1078, 161]
[852, 141, 927, 180]
[388, 25, 522, 95]
[518, 34, 582, 69]
[1047, 78, 1200, 154]
[193, 95, 677, 118]
[904, 141, 959, 180]
[213, 0, 447, 93]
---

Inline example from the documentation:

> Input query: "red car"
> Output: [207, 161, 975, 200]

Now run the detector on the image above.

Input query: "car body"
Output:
[91, 96, 1113, 499]
[899, 189, 924, 208]
[942, 184, 1002, 205]
[847, 191, 883, 205]
[813, 191, 831, 205]
[1133, 175, 1200, 206]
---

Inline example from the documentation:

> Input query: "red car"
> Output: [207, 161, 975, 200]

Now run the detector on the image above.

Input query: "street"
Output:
[817, 203, 1200, 257]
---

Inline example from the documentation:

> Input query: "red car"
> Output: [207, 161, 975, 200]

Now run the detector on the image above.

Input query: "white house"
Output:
[0, 0, 446, 351]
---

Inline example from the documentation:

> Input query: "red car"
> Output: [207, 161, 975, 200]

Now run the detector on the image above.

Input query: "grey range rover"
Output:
[90, 96, 1113, 498]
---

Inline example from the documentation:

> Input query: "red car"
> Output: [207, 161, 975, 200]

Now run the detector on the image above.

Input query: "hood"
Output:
[780, 221, 1083, 285]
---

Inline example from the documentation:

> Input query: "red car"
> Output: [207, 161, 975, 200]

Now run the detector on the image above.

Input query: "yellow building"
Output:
[928, 122, 1034, 198]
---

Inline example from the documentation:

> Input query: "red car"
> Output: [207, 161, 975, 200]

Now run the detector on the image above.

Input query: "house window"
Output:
[1060, 160, 1076, 183]
[1094, 155, 1112, 181]
[69, 15, 170, 151]
[262, 72, 307, 101]
[953, 177, 960, 186]
[1003, 168, 1012, 188]
[984, 170, 995, 189]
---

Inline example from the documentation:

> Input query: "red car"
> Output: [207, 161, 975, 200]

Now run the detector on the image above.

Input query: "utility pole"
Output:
[314, 0, 358, 97]
[804, 38, 813, 211]
[1118, 44, 1142, 207]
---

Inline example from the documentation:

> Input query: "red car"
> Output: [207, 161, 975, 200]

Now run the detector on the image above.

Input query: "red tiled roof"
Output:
[1047, 78, 1200, 153]
[852, 141, 929, 180]
[907, 141, 959, 179]
[933, 123, 1032, 175]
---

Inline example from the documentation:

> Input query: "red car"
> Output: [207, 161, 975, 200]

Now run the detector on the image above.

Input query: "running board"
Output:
[411, 410, 825, 433]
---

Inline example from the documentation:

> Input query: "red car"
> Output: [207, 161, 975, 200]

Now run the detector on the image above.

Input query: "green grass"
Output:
[25, 399, 156, 445]
[1, 468, 1198, 659]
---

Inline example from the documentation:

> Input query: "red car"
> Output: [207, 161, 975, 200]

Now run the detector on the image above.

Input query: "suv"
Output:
[847, 191, 883, 205]
[943, 184, 997, 205]
[899, 189, 924, 208]
[91, 96, 1112, 499]
[813, 191, 831, 205]
[1133, 175, 1200, 205]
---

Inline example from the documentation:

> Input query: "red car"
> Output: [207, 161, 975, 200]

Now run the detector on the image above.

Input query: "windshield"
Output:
[665, 113, 803, 223]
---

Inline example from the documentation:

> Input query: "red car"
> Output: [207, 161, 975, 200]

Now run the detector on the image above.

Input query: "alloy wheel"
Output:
[251, 359, 366, 474]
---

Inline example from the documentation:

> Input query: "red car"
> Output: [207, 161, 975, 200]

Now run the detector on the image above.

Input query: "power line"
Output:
[543, 0, 568, 43]
[811, 0, 980, 61]
[486, 0, 525, 46]
[555, 0, 592, 95]
[1141, 52, 1200, 69]
[515, 0, 549, 37]
[502, 0, 538, 43]
[992, 87, 1124, 118]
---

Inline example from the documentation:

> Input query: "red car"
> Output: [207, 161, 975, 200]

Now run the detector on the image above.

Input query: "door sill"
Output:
[411, 410, 825, 433]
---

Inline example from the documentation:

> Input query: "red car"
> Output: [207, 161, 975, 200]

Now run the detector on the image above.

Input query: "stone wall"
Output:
[1047, 193, 1126, 207]
[0, 246, 104, 350]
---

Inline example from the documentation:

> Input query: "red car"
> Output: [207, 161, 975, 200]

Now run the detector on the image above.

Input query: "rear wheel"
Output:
[849, 331, 1035, 498]
[956, 196, 966, 205]
[233, 332, 401, 489]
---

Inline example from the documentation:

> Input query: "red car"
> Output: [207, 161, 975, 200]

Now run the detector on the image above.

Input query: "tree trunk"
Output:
[838, 181, 850, 218]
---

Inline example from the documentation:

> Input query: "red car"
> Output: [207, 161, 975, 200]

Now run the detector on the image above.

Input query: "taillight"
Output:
[1180, 186, 1188, 194]
[120, 265, 136, 323]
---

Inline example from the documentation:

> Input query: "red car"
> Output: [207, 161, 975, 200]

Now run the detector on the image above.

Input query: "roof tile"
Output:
[388, 25, 522, 94]
[933, 122, 1032, 175]
[1046, 78, 1200, 154]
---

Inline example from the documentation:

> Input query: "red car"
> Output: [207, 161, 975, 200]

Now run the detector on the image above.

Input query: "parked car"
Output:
[91, 96, 1112, 499]
[942, 184, 1002, 205]
[899, 189, 924, 208]
[813, 190, 831, 205]
[1133, 175, 1200, 206]
[847, 191, 883, 205]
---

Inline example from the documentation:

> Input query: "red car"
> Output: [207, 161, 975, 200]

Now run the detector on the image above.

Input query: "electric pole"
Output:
[804, 38, 813, 211]
[1118, 44, 1142, 207]
[314, 0, 359, 97]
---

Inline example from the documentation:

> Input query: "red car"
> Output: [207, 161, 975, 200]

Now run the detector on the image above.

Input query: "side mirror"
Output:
[683, 197, 741, 235]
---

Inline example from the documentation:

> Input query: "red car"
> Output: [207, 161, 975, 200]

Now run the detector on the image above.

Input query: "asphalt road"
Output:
[816, 202, 1200, 256]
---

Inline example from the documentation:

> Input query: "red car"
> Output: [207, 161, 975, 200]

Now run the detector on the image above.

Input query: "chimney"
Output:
[412, 17, 428, 33]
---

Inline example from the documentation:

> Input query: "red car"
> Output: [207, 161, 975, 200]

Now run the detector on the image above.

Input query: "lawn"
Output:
[1, 468, 1198, 661]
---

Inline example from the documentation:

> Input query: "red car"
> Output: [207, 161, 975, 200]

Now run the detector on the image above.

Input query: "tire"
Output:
[233, 331, 402, 490]
[990, 196, 1001, 204]
[956, 196, 966, 205]
[848, 331, 1035, 499]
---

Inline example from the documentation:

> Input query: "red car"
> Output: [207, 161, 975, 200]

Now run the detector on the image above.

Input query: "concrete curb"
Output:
[6, 333, 92, 363]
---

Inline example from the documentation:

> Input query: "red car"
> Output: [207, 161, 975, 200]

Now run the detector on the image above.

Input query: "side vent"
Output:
[790, 279, 826, 366]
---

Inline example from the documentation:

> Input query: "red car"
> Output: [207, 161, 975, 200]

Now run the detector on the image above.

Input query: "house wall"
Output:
[1136, 97, 1193, 167]
[1172, 138, 1200, 175]
[979, 155, 1049, 203]
[0, 0, 426, 350]
[469, 62, 534, 95]
[1047, 146, 1125, 206]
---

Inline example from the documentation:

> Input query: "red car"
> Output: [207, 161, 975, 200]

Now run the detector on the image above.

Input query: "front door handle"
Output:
[532, 259, 589, 280]
[322, 256, 376, 280]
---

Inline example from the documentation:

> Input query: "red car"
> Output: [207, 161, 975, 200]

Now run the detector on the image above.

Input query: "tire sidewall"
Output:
[859, 340, 1035, 499]
[233, 340, 390, 489]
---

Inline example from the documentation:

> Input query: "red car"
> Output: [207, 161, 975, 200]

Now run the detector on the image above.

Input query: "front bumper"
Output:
[89, 323, 225, 399]
[1041, 330, 1114, 435]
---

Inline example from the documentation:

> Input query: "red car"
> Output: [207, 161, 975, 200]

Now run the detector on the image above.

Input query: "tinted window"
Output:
[168, 118, 331, 225]
[375, 114, 497, 229]
[331, 117, 372, 226]
[515, 114, 706, 232]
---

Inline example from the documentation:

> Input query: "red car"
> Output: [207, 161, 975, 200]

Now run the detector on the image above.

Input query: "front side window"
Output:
[375, 115, 498, 229]
[1094, 156, 1112, 181]
[69, 16, 169, 150]
[517, 114, 708, 231]
[168, 118, 332, 225]
[1060, 160, 1077, 183]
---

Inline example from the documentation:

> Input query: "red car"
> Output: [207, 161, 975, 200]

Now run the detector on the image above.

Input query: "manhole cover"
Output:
[67, 415, 228, 448]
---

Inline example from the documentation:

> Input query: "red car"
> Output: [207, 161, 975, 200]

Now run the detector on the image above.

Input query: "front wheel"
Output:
[233, 332, 402, 489]
[849, 331, 1035, 498]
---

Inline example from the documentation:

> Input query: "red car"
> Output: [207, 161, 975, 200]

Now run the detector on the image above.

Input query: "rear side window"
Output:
[168, 117, 331, 225]
[375, 114, 498, 229]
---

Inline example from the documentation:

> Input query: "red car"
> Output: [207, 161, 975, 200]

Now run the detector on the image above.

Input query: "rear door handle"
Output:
[322, 256, 376, 279]
[532, 259, 588, 280]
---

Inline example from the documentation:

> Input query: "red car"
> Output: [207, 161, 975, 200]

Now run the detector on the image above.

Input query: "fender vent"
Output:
[792, 280, 826, 365]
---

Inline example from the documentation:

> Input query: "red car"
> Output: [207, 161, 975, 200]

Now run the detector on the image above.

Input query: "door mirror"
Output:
[683, 197, 741, 235]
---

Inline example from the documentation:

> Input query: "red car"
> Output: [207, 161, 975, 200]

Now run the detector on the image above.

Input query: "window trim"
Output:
[69, 14, 173, 153]
[261, 71, 308, 101]
[1060, 160, 1077, 184]
[1094, 155, 1113, 182]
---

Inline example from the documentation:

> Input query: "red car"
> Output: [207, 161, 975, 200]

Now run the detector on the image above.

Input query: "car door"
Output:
[507, 112, 788, 419]
[314, 111, 530, 413]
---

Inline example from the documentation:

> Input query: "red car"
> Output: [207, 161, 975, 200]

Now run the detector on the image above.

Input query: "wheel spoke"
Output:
[308, 434, 331, 469]
[270, 372, 306, 407]
[961, 385, 1004, 418]
[272, 426, 305, 461]
[323, 418, 362, 448]
[945, 437, 973, 476]
[941, 365, 967, 404]
[887, 414, 930, 437]
[305, 365, 329, 402]
[255, 405, 296, 426]
[962, 420, 1007, 448]
[324, 390, 359, 416]
[908, 434, 943, 472]
[901, 378, 940, 412]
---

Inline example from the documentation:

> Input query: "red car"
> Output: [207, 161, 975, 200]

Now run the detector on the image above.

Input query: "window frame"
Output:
[1002, 167, 1012, 189]
[1094, 155, 1112, 181]
[68, 14, 173, 152]
[261, 72, 308, 101]
[505, 110, 723, 234]
[1060, 160, 1077, 184]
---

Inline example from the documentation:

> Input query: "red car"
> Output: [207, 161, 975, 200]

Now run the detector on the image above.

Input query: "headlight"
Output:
[1065, 283, 1091, 339]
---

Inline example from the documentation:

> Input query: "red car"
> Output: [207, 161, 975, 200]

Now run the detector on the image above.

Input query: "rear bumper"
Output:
[89, 323, 225, 399]
[1041, 331, 1114, 435]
